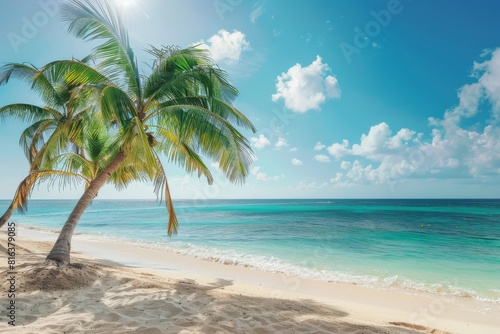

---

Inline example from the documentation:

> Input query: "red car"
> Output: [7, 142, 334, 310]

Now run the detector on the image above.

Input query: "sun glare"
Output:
[115, 0, 136, 8]
[114, 0, 150, 19]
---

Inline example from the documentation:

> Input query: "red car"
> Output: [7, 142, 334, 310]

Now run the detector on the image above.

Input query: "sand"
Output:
[0, 229, 498, 334]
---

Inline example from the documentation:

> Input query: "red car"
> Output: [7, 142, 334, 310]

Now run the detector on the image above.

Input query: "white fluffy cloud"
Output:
[292, 158, 303, 166]
[314, 154, 330, 163]
[475, 48, 500, 117]
[272, 56, 341, 113]
[199, 30, 250, 64]
[275, 137, 288, 149]
[327, 139, 350, 158]
[256, 172, 269, 181]
[328, 48, 500, 187]
[314, 141, 326, 150]
[251, 134, 271, 149]
[437, 48, 500, 125]
[252, 167, 283, 181]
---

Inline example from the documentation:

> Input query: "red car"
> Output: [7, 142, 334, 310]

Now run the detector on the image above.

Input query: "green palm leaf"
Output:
[0, 104, 57, 124]
[60, 0, 141, 99]
[152, 152, 179, 236]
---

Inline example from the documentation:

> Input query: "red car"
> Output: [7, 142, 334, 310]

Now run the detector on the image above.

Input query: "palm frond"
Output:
[0, 62, 37, 86]
[0, 104, 58, 124]
[0, 63, 71, 108]
[118, 117, 157, 178]
[29, 117, 85, 171]
[152, 153, 178, 236]
[10, 172, 39, 213]
[152, 125, 214, 184]
[150, 96, 256, 132]
[49, 152, 94, 184]
[100, 85, 136, 124]
[19, 118, 57, 163]
[36, 169, 85, 193]
[43, 59, 112, 88]
[156, 104, 254, 184]
[84, 121, 109, 163]
[143, 47, 234, 101]
[11, 169, 83, 213]
[60, 0, 141, 99]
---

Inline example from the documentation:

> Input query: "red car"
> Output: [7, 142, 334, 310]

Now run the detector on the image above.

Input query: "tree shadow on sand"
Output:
[0, 255, 451, 334]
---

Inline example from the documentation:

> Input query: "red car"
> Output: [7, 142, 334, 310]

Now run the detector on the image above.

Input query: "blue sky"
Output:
[1, 0, 500, 200]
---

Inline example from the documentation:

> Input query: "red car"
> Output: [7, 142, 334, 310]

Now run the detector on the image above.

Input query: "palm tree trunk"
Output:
[0, 173, 37, 229]
[0, 202, 14, 229]
[46, 151, 126, 264]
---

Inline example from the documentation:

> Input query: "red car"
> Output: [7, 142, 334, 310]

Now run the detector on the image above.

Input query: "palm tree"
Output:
[44, 0, 256, 263]
[0, 60, 153, 229]
[0, 61, 96, 228]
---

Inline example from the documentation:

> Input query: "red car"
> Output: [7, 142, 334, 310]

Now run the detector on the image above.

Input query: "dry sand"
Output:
[0, 229, 498, 334]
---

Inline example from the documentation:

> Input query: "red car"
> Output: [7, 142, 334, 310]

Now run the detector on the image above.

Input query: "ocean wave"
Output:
[135, 239, 500, 306]
[19, 224, 500, 307]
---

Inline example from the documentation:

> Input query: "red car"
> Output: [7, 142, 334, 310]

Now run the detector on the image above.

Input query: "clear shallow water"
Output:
[3, 198, 500, 304]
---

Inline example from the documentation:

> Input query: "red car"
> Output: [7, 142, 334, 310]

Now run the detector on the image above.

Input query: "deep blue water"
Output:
[3, 198, 500, 303]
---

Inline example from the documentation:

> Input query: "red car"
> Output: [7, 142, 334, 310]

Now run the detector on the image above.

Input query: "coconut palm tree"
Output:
[43, 0, 256, 263]
[0, 61, 97, 228]
[0, 60, 153, 229]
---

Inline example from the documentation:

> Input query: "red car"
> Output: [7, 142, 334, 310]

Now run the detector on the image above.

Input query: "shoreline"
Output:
[20, 224, 500, 305]
[0, 227, 498, 333]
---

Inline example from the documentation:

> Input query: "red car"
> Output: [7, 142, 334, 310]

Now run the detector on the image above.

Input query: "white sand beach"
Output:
[0, 229, 498, 334]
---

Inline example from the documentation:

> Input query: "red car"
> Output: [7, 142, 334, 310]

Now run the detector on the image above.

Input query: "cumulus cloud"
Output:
[326, 48, 500, 186]
[290, 147, 298, 152]
[386, 128, 417, 149]
[272, 56, 341, 113]
[340, 160, 351, 170]
[314, 154, 330, 163]
[198, 30, 250, 64]
[251, 165, 283, 181]
[327, 139, 350, 158]
[351, 122, 393, 158]
[314, 142, 326, 150]
[251, 134, 271, 149]
[475, 48, 500, 117]
[256, 172, 269, 181]
[275, 137, 288, 149]
[324, 75, 341, 99]
[292, 158, 303, 166]
[437, 48, 500, 125]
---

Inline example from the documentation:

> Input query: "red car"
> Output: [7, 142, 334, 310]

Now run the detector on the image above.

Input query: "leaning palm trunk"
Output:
[0, 172, 39, 228]
[46, 151, 126, 263]
[0, 203, 14, 228]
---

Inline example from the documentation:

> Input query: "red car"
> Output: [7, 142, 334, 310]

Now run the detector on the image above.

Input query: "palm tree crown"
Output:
[39, 0, 255, 263]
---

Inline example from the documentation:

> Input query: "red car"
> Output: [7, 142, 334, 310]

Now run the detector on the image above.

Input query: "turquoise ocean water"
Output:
[3, 198, 499, 305]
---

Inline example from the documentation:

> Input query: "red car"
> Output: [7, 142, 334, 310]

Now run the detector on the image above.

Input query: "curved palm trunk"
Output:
[46, 151, 126, 264]
[0, 173, 37, 229]
[0, 203, 14, 228]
